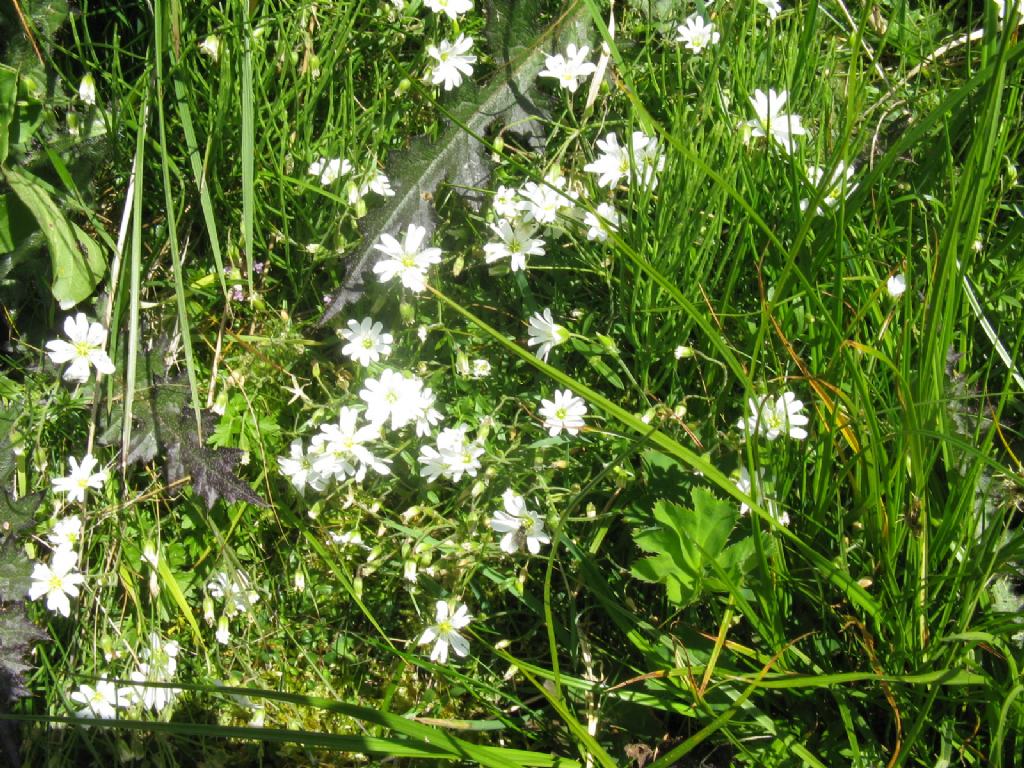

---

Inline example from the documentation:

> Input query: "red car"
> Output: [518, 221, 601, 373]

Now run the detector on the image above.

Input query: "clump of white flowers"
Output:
[419, 424, 485, 482]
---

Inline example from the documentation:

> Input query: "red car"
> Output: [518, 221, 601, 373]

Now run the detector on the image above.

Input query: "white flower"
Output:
[28, 548, 85, 617]
[734, 467, 790, 525]
[414, 386, 444, 437]
[539, 389, 588, 436]
[52, 454, 109, 504]
[471, 358, 491, 378]
[131, 633, 181, 712]
[340, 317, 394, 366]
[887, 273, 907, 298]
[517, 180, 575, 225]
[743, 89, 806, 154]
[70, 681, 125, 719]
[527, 308, 569, 363]
[492, 185, 520, 219]
[78, 74, 97, 105]
[308, 156, 352, 186]
[737, 392, 809, 441]
[207, 570, 259, 617]
[582, 202, 621, 242]
[215, 615, 231, 645]
[360, 369, 426, 432]
[47, 515, 83, 551]
[758, 0, 782, 19]
[428, 35, 476, 91]
[424, 0, 473, 19]
[278, 439, 327, 494]
[484, 219, 546, 271]
[676, 15, 720, 53]
[583, 131, 664, 190]
[538, 44, 597, 93]
[801, 162, 857, 214]
[490, 489, 551, 554]
[310, 406, 390, 482]
[45, 313, 116, 383]
[418, 600, 472, 664]
[372, 223, 443, 293]
[199, 35, 221, 61]
[418, 425, 484, 482]
[995, 0, 1024, 24]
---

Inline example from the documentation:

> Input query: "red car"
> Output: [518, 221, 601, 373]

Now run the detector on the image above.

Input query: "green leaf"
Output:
[319, 0, 589, 323]
[0, 65, 16, 165]
[98, 361, 268, 510]
[0, 608, 47, 700]
[2, 167, 107, 308]
[631, 489, 739, 606]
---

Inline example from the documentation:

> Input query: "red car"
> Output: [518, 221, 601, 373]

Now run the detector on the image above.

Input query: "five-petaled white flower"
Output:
[743, 89, 806, 154]
[538, 44, 597, 93]
[737, 392, 809, 441]
[70, 681, 125, 719]
[527, 308, 570, 363]
[46, 313, 116, 383]
[584, 131, 665, 190]
[372, 223, 443, 292]
[583, 202, 621, 242]
[428, 35, 476, 91]
[418, 600, 472, 664]
[308, 156, 352, 186]
[676, 15, 720, 53]
[517, 179, 576, 225]
[801, 162, 857, 214]
[484, 219, 546, 272]
[490, 489, 551, 554]
[340, 317, 394, 366]
[424, 0, 473, 19]
[29, 548, 85, 617]
[360, 368, 427, 432]
[52, 454, 109, 504]
[887, 273, 907, 298]
[278, 439, 328, 494]
[47, 515, 83, 552]
[539, 389, 588, 436]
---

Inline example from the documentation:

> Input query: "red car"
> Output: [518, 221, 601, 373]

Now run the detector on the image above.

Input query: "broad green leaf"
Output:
[0, 193, 36, 254]
[632, 489, 740, 606]
[0, 64, 16, 165]
[2, 167, 107, 308]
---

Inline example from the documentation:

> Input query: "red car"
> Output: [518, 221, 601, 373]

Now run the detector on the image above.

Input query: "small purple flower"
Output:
[230, 285, 245, 302]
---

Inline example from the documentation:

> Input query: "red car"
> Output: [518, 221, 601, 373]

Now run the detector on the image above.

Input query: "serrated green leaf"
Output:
[0, 491, 43, 544]
[0, 546, 32, 601]
[99, 370, 267, 510]
[0, 607, 47, 700]
[631, 489, 740, 606]
[2, 167, 107, 309]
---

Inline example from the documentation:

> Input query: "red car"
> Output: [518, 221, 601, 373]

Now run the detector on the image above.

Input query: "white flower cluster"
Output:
[737, 391, 809, 441]
[207, 569, 261, 645]
[418, 425, 485, 483]
[584, 131, 666, 191]
[67, 632, 181, 719]
[308, 155, 395, 204]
